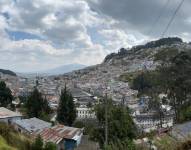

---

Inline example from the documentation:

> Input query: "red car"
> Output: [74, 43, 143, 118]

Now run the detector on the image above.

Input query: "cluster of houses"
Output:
[1, 72, 175, 135]
[70, 88, 97, 120]
[130, 96, 175, 133]
[0, 107, 83, 150]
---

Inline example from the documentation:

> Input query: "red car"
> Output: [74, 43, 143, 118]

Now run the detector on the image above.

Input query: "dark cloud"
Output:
[88, 0, 191, 39]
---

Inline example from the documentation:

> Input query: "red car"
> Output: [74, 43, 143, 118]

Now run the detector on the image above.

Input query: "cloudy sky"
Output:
[0, 0, 190, 72]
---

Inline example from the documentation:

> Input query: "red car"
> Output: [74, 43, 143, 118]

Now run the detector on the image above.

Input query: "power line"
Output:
[148, 0, 171, 36]
[161, 0, 185, 37]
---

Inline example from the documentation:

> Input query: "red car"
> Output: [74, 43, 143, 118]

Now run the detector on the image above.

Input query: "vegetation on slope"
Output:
[131, 49, 191, 123]
[132, 37, 182, 52]
[0, 81, 13, 108]
[104, 37, 183, 62]
[0, 136, 16, 150]
[0, 69, 17, 76]
[0, 123, 57, 150]
[119, 71, 142, 83]
[90, 98, 137, 149]
[0, 123, 31, 150]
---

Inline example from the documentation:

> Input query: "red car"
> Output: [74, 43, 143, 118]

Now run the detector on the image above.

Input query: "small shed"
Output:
[36, 124, 83, 150]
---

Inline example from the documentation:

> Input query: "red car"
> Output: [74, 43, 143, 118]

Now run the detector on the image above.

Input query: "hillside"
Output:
[66, 37, 189, 79]
[104, 37, 183, 63]
[58, 37, 191, 100]
[0, 136, 16, 150]
[0, 69, 17, 76]
[0, 123, 31, 150]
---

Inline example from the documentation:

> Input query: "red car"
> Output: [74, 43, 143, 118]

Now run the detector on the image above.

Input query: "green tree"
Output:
[158, 51, 191, 122]
[57, 86, 76, 126]
[0, 81, 13, 107]
[25, 88, 51, 119]
[32, 135, 43, 150]
[132, 50, 191, 123]
[44, 142, 57, 150]
[91, 98, 136, 149]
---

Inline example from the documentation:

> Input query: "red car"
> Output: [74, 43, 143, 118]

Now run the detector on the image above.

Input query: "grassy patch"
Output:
[0, 136, 17, 150]
[0, 123, 32, 150]
[153, 134, 180, 150]
[119, 71, 141, 83]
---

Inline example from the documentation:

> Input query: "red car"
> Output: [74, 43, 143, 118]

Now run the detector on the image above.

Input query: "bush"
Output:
[179, 106, 191, 122]
[73, 120, 96, 135]
[32, 135, 43, 150]
[44, 142, 57, 150]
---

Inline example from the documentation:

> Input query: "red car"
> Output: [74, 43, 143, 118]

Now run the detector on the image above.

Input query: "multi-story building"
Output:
[133, 110, 174, 133]
[76, 105, 96, 119]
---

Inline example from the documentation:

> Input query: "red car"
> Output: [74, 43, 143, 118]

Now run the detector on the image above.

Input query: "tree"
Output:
[0, 81, 13, 107]
[32, 135, 43, 150]
[57, 86, 76, 126]
[32, 135, 56, 150]
[160, 51, 191, 122]
[132, 50, 191, 122]
[130, 70, 162, 96]
[91, 98, 136, 149]
[25, 88, 51, 119]
[44, 142, 57, 150]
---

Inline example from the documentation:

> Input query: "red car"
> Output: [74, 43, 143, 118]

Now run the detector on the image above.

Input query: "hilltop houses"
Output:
[131, 97, 175, 133]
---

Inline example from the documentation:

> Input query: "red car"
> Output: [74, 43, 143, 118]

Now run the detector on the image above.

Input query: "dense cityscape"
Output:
[0, 38, 191, 149]
[1, 0, 191, 150]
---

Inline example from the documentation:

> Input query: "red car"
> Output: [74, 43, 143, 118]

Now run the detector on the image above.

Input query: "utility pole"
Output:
[104, 92, 108, 147]
[121, 94, 125, 107]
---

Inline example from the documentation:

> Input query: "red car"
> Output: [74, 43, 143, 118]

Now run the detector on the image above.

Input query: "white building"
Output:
[133, 110, 174, 133]
[76, 105, 96, 119]
[0, 107, 22, 124]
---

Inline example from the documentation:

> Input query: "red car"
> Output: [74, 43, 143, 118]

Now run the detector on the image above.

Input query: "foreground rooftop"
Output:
[0, 107, 22, 119]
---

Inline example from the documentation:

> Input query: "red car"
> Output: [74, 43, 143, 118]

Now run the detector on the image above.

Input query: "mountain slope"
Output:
[69, 37, 186, 77]
[0, 69, 17, 76]
[40, 63, 86, 75]
[58, 37, 191, 100]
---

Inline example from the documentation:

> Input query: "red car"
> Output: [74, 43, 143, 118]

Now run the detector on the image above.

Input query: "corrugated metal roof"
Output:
[36, 124, 83, 144]
[14, 117, 51, 133]
[0, 107, 22, 118]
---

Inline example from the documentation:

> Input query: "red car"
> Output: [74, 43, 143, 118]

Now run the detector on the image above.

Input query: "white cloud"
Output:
[99, 28, 148, 53]
[0, 0, 162, 72]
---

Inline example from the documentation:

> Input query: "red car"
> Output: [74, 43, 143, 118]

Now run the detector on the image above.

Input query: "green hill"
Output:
[0, 69, 17, 76]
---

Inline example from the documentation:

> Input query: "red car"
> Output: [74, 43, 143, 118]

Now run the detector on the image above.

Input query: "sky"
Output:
[0, 0, 190, 72]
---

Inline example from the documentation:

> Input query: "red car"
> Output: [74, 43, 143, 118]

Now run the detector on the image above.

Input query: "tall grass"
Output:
[0, 123, 32, 150]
